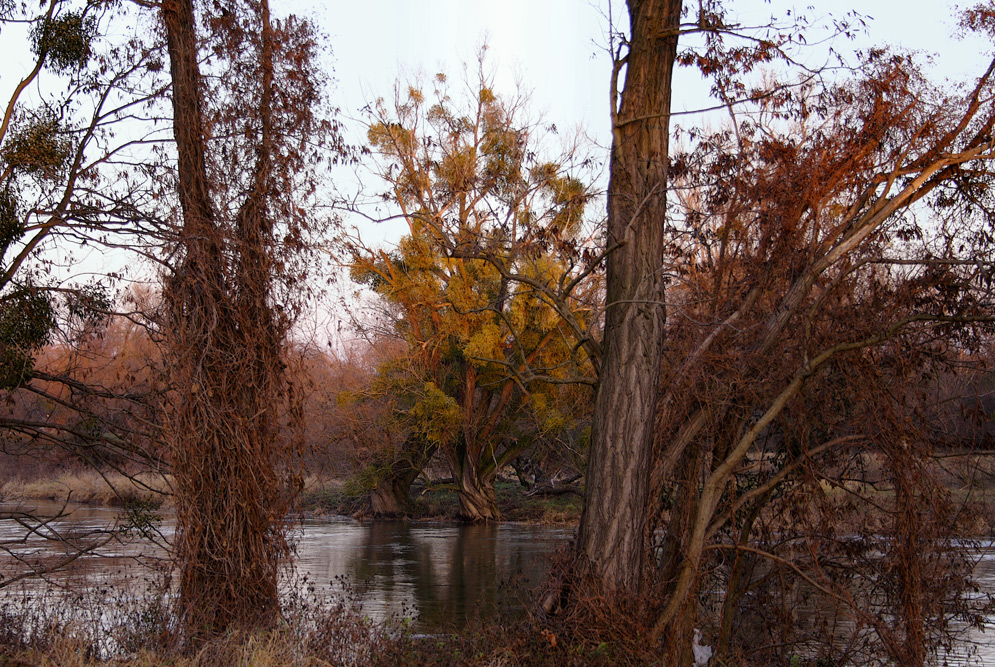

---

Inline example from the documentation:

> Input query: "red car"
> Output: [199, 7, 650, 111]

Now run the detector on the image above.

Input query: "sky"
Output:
[297, 0, 993, 243]
[3, 1, 990, 207]
[2, 0, 993, 346]
[316, 0, 993, 145]
[298, 0, 995, 346]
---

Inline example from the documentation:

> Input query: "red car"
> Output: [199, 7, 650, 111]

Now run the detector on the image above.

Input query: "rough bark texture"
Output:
[575, 0, 681, 593]
[162, 0, 288, 638]
[456, 459, 500, 522]
[369, 479, 414, 517]
[368, 440, 436, 518]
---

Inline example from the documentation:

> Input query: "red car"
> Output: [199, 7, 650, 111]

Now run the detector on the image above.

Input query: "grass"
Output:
[0, 471, 583, 525]
[0, 580, 635, 667]
[1, 470, 171, 508]
[490, 481, 582, 524]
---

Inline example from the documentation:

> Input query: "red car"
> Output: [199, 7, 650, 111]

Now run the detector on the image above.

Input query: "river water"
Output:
[1, 502, 994, 664]
[0, 502, 572, 629]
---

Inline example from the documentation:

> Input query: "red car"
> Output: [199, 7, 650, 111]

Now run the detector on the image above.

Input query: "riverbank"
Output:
[5, 456, 995, 535]
[0, 471, 584, 525]
[299, 479, 584, 524]
[0, 589, 618, 667]
[2, 470, 995, 665]
[0, 470, 171, 508]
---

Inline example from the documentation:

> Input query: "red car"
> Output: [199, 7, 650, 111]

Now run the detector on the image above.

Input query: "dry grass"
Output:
[1, 470, 172, 507]
[0, 582, 614, 667]
[0, 614, 625, 667]
[300, 474, 345, 496]
[3, 635, 334, 666]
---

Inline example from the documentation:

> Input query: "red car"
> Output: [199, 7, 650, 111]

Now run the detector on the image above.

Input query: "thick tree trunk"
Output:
[162, 0, 286, 639]
[575, 0, 681, 593]
[456, 466, 499, 522]
[369, 475, 415, 517]
[366, 438, 436, 518]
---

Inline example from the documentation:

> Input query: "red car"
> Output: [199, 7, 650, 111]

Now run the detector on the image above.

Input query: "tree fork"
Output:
[162, 0, 289, 639]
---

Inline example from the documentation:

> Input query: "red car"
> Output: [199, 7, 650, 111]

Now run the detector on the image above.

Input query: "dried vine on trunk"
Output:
[161, 0, 293, 638]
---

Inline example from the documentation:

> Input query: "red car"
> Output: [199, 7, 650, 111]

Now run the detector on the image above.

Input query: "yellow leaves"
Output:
[427, 103, 449, 124]
[411, 382, 460, 445]
[398, 232, 438, 273]
[481, 126, 524, 186]
[548, 176, 588, 236]
[434, 146, 477, 194]
[509, 257, 566, 334]
[529, 392, 568, 437]
[531, 161, 560, 183]
[366, 122, 391, 148]
[1, 112, 70, 180]
[464, 322, 504, 367]
[356, 64, 597, 414]
[528, 162, 590, 236]
[335, 390, 359, 407]
[367, 121, 417, 156]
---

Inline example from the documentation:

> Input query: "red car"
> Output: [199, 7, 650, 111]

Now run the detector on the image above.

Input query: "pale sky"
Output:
[317, 0, 993, 148]
[298, 0, 993, 253]
[2, 1, 992, 345]
[3, 1, 990, 179]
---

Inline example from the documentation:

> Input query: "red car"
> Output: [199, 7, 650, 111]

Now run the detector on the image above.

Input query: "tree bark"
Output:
[369, 477, 415, 517]
[367, 440, 436, 518]
[162, 0, 287, 639]
[575, 0, 681, 593]
[456, 464, 500, 522]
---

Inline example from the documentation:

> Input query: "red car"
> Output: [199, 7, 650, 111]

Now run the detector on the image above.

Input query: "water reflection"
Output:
[2, 504, 994, 662]
[293, 519, 571, 629]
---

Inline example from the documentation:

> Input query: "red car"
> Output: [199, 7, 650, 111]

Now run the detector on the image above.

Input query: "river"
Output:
[1, 502, 993, 664]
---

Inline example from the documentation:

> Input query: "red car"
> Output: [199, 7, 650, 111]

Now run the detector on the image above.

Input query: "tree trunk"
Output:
[890, 453, 927, 666]
[575, 0, 681, 593]
[369, 475, 415, 517]
[456, 466, 499, 522]
[715, 496, 765, 662]
[366, 438, 436, 518]
[161, 0, 287, 639]
[368, 457, 423, 517]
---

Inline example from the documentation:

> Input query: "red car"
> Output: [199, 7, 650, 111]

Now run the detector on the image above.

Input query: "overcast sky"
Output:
[2, 1, 992, 345]
[315, 1, 993, 149]
[281, 0, 990, 255]
[3, 1, 990, 194]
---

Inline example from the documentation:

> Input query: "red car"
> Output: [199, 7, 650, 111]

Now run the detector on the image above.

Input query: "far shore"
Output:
[5, 459, 995, 537]
[0, 472, 586, 526]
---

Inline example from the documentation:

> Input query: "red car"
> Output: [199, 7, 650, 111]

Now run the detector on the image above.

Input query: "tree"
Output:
[573, 0, 681, 595]
[1, 0, 167, 393]
[159, 0, 337, 637]
[619, 5, 995, 663]
[0, 0, 172, 585]
[336, 341, 444, 518]
[348, 67, 600, 521]
[552, 2, 995, 664]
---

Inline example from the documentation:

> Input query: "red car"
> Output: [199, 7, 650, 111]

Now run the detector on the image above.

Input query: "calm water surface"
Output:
[2, 502, 994, 664]
[293, 517, 572, 627]
[0, 502, 570, 630]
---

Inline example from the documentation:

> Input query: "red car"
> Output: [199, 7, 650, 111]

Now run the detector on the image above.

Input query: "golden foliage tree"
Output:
[348, 63, 599, 521]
